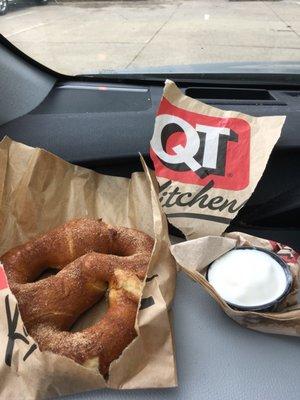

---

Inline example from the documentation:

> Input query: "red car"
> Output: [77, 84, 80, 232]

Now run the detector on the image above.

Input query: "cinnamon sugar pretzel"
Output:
[1, 218, 154, 377]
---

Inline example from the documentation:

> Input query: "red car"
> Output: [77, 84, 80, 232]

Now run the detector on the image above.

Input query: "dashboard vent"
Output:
[185, 87, 285, 106]
[285, 91, 300, 98]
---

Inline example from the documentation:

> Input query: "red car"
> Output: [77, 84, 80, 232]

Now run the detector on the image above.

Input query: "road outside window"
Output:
[0, 0, 299, 75]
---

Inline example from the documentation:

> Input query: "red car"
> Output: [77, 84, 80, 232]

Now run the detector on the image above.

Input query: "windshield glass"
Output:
[1, 0, 299, 76]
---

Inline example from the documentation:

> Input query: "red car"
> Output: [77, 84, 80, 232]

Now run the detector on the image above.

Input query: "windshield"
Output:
[1, 0, 299, 76]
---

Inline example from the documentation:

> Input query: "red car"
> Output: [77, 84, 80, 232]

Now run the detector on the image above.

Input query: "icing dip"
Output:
[207, 248, 290, 309]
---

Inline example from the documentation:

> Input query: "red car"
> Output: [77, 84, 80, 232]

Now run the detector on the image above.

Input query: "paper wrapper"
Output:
[150, 80, 286, 239]
[171, 232, 300, 336]
[0, 137, 177, 399]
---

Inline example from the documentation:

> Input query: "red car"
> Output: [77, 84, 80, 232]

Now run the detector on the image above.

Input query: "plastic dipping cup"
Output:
[207, 246, 293, 311]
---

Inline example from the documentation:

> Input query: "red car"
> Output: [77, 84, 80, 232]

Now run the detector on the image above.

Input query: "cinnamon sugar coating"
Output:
[1, 218, 154, 377]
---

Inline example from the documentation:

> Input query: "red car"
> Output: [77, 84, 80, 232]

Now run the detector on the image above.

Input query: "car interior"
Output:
[1, 25, 300, 400]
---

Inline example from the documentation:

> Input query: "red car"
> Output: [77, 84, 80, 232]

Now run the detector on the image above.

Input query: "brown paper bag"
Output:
[149, 80, 299, 337]
[171, 232, 300, 336]
[0, 137, 177, 399]
[150, 80, 286, 239]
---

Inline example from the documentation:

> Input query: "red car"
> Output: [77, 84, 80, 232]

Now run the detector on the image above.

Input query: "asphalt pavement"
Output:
[1, 0, 299, 75]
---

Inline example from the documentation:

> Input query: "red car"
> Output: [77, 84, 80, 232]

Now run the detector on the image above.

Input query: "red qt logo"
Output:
[150, 98, 250, 190]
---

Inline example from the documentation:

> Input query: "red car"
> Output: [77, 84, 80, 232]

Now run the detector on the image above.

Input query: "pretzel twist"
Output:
[1, 218, 154, 377]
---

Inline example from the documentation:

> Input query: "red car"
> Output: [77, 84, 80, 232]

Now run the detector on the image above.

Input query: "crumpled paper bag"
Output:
[150, 80, 286, 239]
[0, 137, 177, 399]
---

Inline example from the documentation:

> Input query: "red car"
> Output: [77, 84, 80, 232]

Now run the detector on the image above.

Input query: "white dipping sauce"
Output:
[208, 249, 287, 307]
